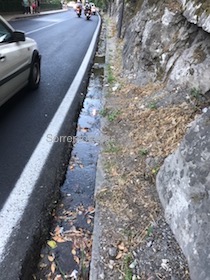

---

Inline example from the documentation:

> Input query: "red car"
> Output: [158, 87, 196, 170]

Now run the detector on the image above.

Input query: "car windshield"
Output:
[0, 22, 12, 43]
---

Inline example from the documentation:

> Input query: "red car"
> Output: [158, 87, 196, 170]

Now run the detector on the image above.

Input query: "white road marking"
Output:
[26, 22, 59, 35]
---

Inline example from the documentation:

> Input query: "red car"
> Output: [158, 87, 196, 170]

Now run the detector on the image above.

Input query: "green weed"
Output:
[107, 110, 121, 121]
[100, 108, 109, 117]
[104, 141, 121, 153]
[190, 87, 202, 99]
[107, 64, 115, 84]
[139, 148, 148, 156]
[146, 225, 153, 237]
[123, 254, 133, 280]
[148, 102, 157, 110]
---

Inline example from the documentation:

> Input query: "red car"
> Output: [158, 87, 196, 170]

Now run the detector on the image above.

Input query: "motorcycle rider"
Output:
[75, 0, 82, 15]
[84, 0, 91, 16]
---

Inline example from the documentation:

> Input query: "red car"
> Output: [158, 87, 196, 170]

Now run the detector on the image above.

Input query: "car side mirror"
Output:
[12, 31, 25, 42]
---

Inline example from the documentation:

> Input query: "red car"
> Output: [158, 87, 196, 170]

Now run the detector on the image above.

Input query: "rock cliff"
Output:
[111, 0, 210, 279]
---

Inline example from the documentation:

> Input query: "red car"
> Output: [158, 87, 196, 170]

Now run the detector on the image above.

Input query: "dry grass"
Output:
[96, 16, 197, 278]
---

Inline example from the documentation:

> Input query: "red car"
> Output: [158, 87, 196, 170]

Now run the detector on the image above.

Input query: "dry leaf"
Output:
[54, 225, 61, 235]
[87, 218, 92, 224]
[69, 164, 75, 170]
[74, 255, 80, 264]
[48, 255, 55, 262]
[87, 206, 95, 214]
[116, 251, 123, 259]
[54, 275, 62, 280]
[51, 262, 56, 273]
[39, 262, 48, 268]
[72, 248, 77, 255]
[118, 242, 125, 251]
[81, 127, 89, 132]
[52, 236, 66, 243]
[47, 272, 52, 280]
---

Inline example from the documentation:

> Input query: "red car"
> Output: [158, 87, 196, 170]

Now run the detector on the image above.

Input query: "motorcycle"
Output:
[84, 8, 91, 20]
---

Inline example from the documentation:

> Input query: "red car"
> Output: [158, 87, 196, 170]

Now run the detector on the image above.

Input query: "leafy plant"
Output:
[107, 64, 115, 84]
[148, 102, 157, 110]
[190, 87, 202, 99]
[100, 108, 109, 117]
[104, 141, 121, 153]
[139, 148, 148, 156]
[152, 166, 159, 175]
[123, 254, 133, 280]
[146, 225, 153, 237]
[107, 110, 121, 121]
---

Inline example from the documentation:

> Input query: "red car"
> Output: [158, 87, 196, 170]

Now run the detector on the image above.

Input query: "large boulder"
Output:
[156, 108, 210, 280]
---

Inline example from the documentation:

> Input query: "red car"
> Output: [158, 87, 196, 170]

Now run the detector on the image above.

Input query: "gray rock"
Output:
[179, 0, 210, 33]
[156, 108, 210, 280]
[108, 246, 118, 260]
[122, 0, 210, 100]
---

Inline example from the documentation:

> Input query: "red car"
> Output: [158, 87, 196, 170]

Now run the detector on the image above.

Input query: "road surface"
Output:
[0, 9, 100, 279]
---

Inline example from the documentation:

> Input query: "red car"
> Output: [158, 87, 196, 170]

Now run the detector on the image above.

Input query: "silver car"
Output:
[0, 15, 41, 106]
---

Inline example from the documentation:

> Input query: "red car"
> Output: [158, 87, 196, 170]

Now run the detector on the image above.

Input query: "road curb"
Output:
[1, 8, 68, 21]
[89, 18, 109, 280]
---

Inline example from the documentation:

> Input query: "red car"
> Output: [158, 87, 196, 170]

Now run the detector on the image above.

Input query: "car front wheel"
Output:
[28, 56, 41, 90]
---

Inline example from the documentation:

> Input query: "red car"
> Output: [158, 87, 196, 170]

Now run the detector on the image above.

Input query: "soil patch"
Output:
[91, 16, 205, 280]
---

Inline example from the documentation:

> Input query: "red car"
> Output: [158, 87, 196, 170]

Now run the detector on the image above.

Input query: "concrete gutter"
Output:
[89, 18, 109, 280]
[0, 12, 101, 280]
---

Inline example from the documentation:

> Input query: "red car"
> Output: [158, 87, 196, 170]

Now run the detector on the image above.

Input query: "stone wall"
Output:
[179, 0, 210, 33]
[111, 0, 210, 279]
[122, 0, 210, 100]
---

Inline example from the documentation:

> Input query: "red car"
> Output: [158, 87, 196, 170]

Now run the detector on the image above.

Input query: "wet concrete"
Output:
[33, 56, 105, 279]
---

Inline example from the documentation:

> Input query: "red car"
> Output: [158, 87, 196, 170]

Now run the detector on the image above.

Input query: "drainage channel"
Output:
[33, 55, 105, 280]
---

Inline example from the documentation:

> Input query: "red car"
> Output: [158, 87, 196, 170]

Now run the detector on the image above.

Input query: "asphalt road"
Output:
[0, 9, 99, 208]
[0, 9, 101, 279]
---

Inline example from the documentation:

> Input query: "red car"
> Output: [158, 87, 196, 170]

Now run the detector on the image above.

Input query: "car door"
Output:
[0, 19, 31, 105]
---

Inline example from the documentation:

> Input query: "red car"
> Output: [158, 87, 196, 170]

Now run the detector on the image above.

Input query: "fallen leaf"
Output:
[87, 206, 95, 214]
[51, 262, 56, 273]
[74, 255, 80, 264]
[48, 255, 55, 262]
[80, 127, 89, 132]
[54, 225, 62, 235]
[54, 275, 62, 280]
[116, 251, 123, 259]
[47, 272, 52, 280]
[72, 248, 77, 255]
[118, 242, 125, 251]
[39, 262, 48, 268]
[47, 240, 57, 249]
[88, 205, 95, 211]
[52, 236, 66, 243]
[87, 218, 92, 224]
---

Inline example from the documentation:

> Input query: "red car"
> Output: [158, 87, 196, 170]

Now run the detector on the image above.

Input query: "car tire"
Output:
[28, 55, 41, 90]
